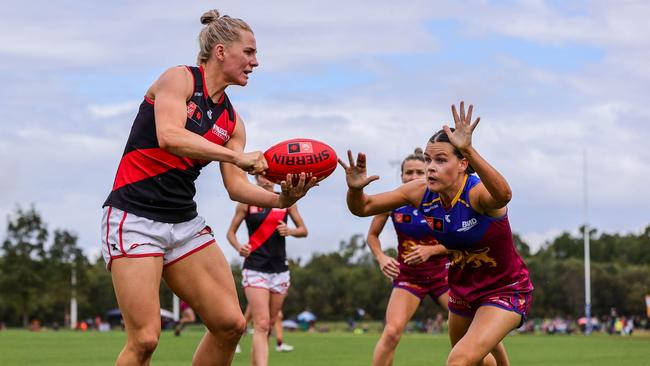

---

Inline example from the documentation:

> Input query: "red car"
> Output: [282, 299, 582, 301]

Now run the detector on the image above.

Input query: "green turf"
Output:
[0, 328, 648, 365]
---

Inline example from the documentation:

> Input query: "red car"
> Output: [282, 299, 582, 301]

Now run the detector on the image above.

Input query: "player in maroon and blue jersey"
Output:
[341, 101, 531, 366]
[101, 9, 316, 366]
[367, 148, 449, 366]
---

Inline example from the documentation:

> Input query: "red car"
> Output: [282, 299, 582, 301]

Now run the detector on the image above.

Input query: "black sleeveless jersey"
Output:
[243, 205, 290, 273]
[103, 66, 237, 223]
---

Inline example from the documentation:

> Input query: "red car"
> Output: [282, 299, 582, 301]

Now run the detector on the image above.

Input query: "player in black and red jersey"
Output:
[100, 9, 316, 366]
[227, 174, 307, 365]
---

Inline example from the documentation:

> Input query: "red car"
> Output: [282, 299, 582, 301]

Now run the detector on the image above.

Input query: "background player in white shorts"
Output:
[227, 174, 308, 365]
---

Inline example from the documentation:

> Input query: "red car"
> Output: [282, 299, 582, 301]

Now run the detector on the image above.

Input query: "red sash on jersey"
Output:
[248, 208, 287, 253]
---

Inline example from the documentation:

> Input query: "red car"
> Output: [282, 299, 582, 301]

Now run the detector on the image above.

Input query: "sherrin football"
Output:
[263, 138, 337, 184]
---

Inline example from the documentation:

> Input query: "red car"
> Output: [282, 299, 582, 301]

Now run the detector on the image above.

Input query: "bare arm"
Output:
[367, 213, 400, 279]
[367, 213, 389, 259]
[226, 203, 251, 257]
[446, 102, 511, 215]
[464, 147, 510, 214]
[277, 205, 308, 238]
[152, 67, 266, 173]
[339, 150, 423, 216]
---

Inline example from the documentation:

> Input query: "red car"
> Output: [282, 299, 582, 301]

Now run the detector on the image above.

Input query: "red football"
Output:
[263, 138, 337, 184]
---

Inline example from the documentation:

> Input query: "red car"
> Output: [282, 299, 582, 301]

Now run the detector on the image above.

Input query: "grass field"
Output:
[0, 328, 648, 365]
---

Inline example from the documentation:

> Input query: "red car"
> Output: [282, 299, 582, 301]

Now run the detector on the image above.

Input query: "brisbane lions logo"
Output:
[400, 239, 437, 261]
[400, 240, 418, 260]
[448, 247, 497, 269]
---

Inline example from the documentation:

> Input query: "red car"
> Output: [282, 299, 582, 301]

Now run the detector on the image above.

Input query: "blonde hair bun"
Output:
[200, 9, 220, 25]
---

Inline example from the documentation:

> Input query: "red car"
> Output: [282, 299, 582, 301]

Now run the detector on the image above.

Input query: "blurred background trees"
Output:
[0, 205, 648, 326]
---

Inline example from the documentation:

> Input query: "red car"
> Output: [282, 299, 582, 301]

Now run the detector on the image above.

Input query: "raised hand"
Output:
[337, 150, 380, 190]
[278, 172, 318, 208]
[444, 101, 480, 152]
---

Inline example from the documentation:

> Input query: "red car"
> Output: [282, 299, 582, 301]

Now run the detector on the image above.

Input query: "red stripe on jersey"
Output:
[112, 148, 196, 190]
[248, 208, 287, 253]
[144, 96, 154, 105]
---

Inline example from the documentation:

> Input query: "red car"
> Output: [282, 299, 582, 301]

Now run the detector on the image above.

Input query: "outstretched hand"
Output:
[337, 150, 380, 190]
[444, 101, 480, 152]
[278, 172, 318, 208]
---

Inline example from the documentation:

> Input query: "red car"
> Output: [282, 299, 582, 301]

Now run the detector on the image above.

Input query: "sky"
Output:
[1, 0, 648, 264]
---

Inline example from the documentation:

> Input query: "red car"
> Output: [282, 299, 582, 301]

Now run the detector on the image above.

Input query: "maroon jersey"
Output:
[391, 205, 448, 284]
[104, 66, 237, 223]
[420, 174, 533, 303]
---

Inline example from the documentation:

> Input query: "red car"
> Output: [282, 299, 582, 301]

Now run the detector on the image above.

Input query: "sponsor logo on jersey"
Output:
[425, 217, 444, 232]
[211, 124, 231, 142]
[422, 203, 440, 213]
[187, 102, 197, 117]
[457, 218, 478, 232]
[187, 101, 203, 126]
[394, 213, 403, 223]
[403, 214, 412, 223]
[271, 150, 331, 166]
[445, 214, 451, 223]
[207, 109, 212, 119]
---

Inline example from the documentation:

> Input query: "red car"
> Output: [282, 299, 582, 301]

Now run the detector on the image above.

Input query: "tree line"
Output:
[0, 206, 648, 327]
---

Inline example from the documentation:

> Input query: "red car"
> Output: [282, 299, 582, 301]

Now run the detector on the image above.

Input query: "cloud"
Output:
[0, 0, 648, 262]
[88, 101, 141, 119]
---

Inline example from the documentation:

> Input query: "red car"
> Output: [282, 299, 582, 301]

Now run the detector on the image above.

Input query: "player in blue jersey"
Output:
[101, 9, 316, 366]
[340, 101, 531, 366]
[367, 148, 449, 366]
